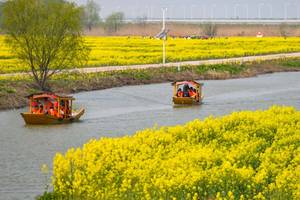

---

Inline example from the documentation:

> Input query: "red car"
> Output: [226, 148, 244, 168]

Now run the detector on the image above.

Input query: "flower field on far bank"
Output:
[50, 106, 300, 200]
[1, 36, 300, 73]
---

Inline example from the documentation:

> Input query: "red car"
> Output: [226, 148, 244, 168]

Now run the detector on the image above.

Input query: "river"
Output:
[0, 72, 299, 200]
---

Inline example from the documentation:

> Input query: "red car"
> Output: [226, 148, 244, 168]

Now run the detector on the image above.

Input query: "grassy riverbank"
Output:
[38, 106, 300, 200]
[1, 58, 300, 110]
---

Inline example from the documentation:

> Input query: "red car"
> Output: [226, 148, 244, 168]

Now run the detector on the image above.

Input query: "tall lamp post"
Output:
[155, 8, 168, 65]
[162, 8, 167, 65]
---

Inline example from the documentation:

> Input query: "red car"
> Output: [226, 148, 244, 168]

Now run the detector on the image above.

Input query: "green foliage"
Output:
[0, 83, 16, 94]
[83, 0, 101, 31]
[105, 12, 125, 33]
[36, 192, 63, 200]
[2, 0, 89, 90]
[0, 1, 5, 29]
[280, 59, 300, 68]
[194, 64, 246, 74]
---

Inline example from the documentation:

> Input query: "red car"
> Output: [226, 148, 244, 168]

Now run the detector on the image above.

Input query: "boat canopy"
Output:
[172, 80, 202, 86]
[26, 92, 75, 100]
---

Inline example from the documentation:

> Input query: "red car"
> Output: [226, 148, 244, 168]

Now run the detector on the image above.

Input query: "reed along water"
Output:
[0, 72, 299, 200]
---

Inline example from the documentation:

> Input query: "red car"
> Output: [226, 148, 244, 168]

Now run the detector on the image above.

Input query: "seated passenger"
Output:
[183, 84, 190, 97]
[189, 87, 196, 98]
[46, 101, 53, 110]
[53, 102, 60, 118]
[44, 99, 53, 114]
[31, 101, 38, 113]
[177, 88, 183, 97]
[48, 106, 55, 116]
[36, 105, 44, 114]
[31, 101, 38, 107]
[32, 105, 39, 113]
[65, 101, 70, 116]
[59, 106, 65, 118]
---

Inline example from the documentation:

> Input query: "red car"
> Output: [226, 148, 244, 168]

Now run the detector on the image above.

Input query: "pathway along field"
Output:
[1, 52, 300, 78]
[69, 52, 300, 74]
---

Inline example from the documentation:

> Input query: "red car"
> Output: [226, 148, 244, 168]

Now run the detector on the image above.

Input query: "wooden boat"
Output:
[172, 80, 204, 105]
[21, 93, 85, 125]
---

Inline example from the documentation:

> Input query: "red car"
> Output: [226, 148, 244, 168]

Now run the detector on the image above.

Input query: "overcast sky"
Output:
[72, 0, 300, 19]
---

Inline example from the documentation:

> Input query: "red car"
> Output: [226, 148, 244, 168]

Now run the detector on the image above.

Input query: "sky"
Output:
[72, 0, 300, 19]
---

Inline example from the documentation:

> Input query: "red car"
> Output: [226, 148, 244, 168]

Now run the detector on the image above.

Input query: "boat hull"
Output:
[173, 96, 203, 105]
[21, 109, 85, 125]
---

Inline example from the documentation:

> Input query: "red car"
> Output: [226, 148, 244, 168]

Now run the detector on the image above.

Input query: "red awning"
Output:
[32, 94, 57, 100]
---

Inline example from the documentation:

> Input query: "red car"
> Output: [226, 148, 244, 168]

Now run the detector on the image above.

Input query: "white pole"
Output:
[163, 39, 166, 65]
[162, 8, 167, 65]
[162, 9, 165, 30]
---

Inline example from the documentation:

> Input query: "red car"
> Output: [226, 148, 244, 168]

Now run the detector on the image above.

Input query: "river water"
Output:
[0, 72, 299, 200]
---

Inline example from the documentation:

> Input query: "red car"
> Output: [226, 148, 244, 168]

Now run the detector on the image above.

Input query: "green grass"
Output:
[280, 59, 300, 68]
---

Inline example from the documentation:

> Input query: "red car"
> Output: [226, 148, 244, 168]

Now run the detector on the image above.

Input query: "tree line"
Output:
[82, 0, 125, 33]
[0, 0, 125, 34]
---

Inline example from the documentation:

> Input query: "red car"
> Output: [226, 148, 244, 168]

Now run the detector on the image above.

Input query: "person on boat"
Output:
[36, 105, 44, 114]
[31, 100, 40, 113]
[65, 101, 70, 117]
[52, 102, 60, 118]
[32, 105, 39, 113]
[31, 101, 38, 113]
[189, 87, 197, 98]
[59, 101, 65, 118]
[183, 84, 190, 97]
[48, 106, 54, 116]
[177, 88, 183, 97]
[31, 101, 38, 108]
[44, 99, 53, 114]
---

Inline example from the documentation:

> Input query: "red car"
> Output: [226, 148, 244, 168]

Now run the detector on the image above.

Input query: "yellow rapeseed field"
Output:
[52, 106, 300, 199]
[1, 36, 300, 73]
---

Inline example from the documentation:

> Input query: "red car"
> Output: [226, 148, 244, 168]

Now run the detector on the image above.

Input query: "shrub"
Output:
[49, 106, 300, 200]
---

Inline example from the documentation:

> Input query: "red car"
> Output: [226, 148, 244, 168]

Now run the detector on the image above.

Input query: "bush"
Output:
[201, 23, 218, 37]
[48, 106, 300, 200]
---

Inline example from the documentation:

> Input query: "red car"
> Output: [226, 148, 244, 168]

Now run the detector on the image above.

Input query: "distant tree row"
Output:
[82, 0, 124, 33]
[0, 0, 125, 33]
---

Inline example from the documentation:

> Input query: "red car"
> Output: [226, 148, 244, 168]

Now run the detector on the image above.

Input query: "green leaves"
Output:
[2, 0, 90, 90]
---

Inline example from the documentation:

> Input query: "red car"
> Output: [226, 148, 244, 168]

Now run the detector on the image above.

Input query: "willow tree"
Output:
[2, 0, 89, 90]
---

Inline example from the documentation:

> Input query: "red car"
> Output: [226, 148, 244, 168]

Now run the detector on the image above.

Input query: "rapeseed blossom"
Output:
[52, 106, 300, 199]
[1, 36, 300, 73]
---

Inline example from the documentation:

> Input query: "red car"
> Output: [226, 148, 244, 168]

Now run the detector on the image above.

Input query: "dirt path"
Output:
[2, 52, 300, 77]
